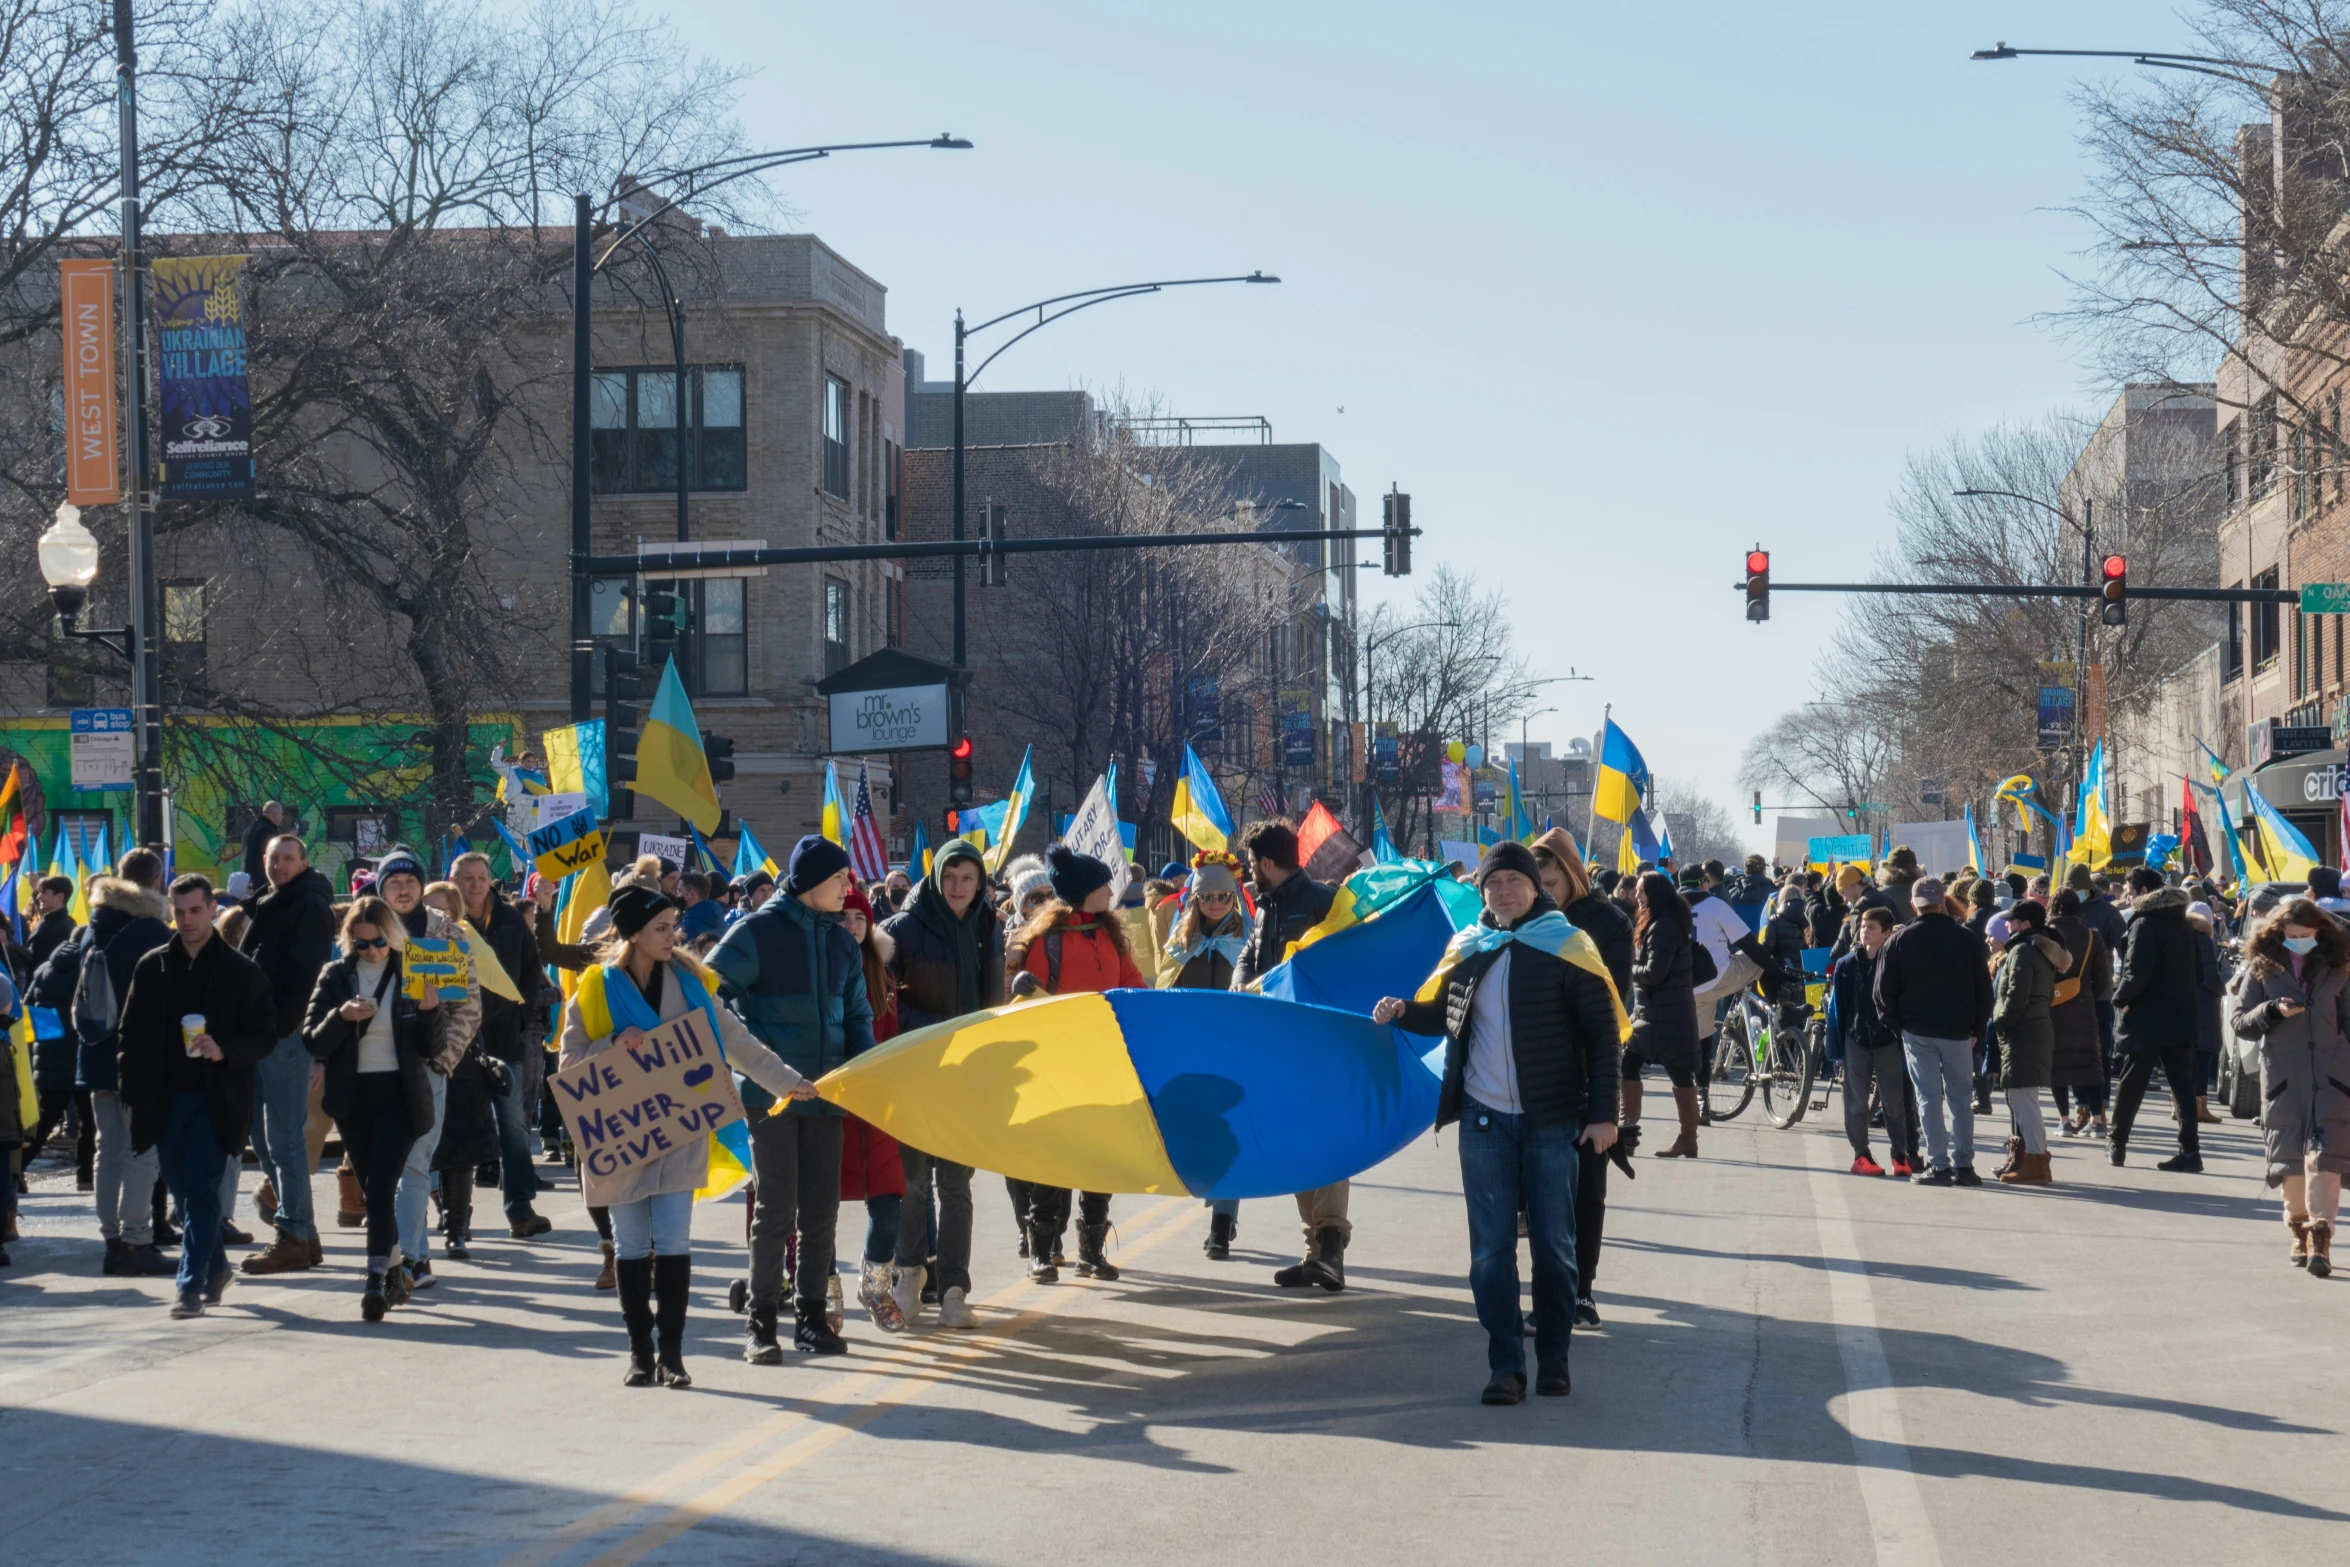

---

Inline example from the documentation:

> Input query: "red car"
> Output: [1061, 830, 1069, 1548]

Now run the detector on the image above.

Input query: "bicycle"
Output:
[1709, 985, 1823, 1128]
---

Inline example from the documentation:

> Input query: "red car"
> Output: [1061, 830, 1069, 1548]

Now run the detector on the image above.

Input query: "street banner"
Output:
[151, 255, 253, 501]
[530, 805, 606, 879]
[1280, 690, 1316, 767]
[400, 935, 471, 1003]
[59, 260, 120, 505]
[1064, 771, 1130, 904]
[2036, 685, 2075, 749]
[549, 1009, 746, 1204]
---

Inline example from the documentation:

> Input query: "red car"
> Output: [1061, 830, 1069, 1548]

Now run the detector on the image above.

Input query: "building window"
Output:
[2295, 607, 2307, 697]
[2224, 590, 2244, 682]
[588, 366, 745, 493]
[884, 439, 901, 540]
[823, 376, 850, 500]
[824, 577, 850, 675]
[2293, 425, 2309, 521]
[2253, 567, 2282, 672]
[616, 577, 748, 699]
[886, 573, 904, 648]
[700, 579, 747, 697]
[163, 580, 206, 649]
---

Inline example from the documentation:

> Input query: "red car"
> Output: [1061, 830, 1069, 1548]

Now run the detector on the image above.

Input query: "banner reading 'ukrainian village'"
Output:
[152, 255, 254, 501]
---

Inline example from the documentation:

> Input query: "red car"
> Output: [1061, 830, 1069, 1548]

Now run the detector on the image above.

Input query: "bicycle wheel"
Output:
[1762, 1021, 1815, 1127]
[1707, 1011, 1756, 1122]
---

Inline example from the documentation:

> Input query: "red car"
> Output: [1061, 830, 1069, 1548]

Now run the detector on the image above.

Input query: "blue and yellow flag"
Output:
[2242, 784, 2321, 882]
[635, 656, 723, 834]
[1503, 754, 1533, 841]
[51, 828, 86, 925]
[732, 822, 779, 881]
[2197, 739, 2230, 787]
[1370, 797, 1402, 865]
[1964, 802, 1986, 874]
[986, 746, 1037, 874]
[2069, 739, 2112, 869]
[911, 818, 933, 879]
[1169, 743, 1234, 855]
[542, 720, 607, 818]
[820, 762, 849, 848]
[1414, 910, 1630, 1044]
[1593, 719, 1648, 824]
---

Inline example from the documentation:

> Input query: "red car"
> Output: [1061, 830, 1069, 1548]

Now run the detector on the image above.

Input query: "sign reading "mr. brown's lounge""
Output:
[816, 648, 963, 755]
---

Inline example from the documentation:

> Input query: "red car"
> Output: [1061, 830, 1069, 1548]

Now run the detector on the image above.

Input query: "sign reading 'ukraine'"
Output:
[152, 256, 253, 501]
[551, 1011, 746, 1203]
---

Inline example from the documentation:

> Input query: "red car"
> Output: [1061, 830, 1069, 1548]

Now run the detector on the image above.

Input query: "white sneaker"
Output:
[937, 1285, 975, 1329]
[889, 1262, 923, 1325]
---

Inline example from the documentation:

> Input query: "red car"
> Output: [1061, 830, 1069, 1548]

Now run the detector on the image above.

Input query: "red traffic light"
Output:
[2101, 555, 2126, 581]
[950, 736, 973, 761]
[1746, 550, 1770, 575]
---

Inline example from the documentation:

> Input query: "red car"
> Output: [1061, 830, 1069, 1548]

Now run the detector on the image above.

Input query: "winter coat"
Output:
[2047, 913, 2112, 1090]
[1828, 947, 1897, 1063]
[882, 881, 1005, 1032]
[303, 952, 444, 1139]
[1232, 871, 1336, 991]
[2188, 910, 2225, 1055]
[117, 933, 279, 1155]
[706, 890, 877, 1117]
[558, 957, 808, 1203]
[1806, 894, 1843, 951]
[1395, 898, 1622, 1131]
[2113, 889, 2201, 1056]
[1561, 891, 1635, 1001]
[25, 908, 76, 972]
[463, 893, 538, 1063]
[237, 866, 338, 1039]
[1013, 911, 1147, 995]
[34, 879, 173, 1093]
[1991, 930, 2068, 1090]
[1873, 912, 1992, 1044]
[1159, 906, 1252, 991]
[2229, 949, 2350, 1184]
[1627, 913, 1699, 1066]
[433, 1046, 503, 1173]
[2079, 891, 2128, 966]
[840, 939, 903, 1202]
[1762, 908, 1810, 1005]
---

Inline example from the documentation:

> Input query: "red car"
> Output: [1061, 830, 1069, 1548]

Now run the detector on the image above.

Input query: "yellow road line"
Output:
[579, 1200, 1209, 1567]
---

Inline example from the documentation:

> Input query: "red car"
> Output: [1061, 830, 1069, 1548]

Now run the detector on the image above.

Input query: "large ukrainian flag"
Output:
[635, 656, 724, 834]
[2242, 784, 2321, 882]
[1169, 743, 1234, 854]
[1593, 718, 1649, 824]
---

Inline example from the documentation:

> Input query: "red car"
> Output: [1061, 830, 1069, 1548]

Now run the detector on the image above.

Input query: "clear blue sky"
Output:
[668, 0, 2206, 850]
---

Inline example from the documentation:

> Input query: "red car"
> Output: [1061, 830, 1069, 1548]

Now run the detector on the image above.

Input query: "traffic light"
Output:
[2100, 554, 2127, 626]
[1382, 488, 1413, 577]
[981, 502, 1008, 587]
[604, 646, 642, 819]
[1753, 789, 1762, 825]
[1744, 547, 1771, 622]
[642, 587, 683, 675]
[701, 730, 735, 784]
[948, 733, 975, 806]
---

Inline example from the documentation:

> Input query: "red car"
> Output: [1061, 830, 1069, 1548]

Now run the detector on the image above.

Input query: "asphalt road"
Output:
[2, 1095, 2340, 1567]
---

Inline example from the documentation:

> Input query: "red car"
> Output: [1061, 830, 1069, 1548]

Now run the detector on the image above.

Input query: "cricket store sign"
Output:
[828, 682, 947, 751]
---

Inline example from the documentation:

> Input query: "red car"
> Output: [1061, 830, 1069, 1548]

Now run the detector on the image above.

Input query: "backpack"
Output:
[71, 930, 120, 1047]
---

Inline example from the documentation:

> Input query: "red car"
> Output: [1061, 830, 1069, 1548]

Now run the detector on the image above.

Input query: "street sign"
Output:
[69, 708, 134, 792]
[2301, 582, 2350, 614]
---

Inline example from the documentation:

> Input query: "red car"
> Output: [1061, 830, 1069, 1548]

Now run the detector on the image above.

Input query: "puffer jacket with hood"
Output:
[1992, 928, 2069, 1089]
[2113, 887, 2201, 1055]
[30, 878, 173, 1092]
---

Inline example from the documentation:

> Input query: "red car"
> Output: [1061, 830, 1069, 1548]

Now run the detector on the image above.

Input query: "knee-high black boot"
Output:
[615, 1257, 656, 1387]
[653, 1253, 694, 1388]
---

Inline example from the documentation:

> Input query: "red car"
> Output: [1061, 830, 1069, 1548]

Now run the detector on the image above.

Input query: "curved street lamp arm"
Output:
[966, 273, 1273, 338]
[1969, 43, 2265, 81]
[1951, 486, 2083, 535]
[966, 286, 1169, 389]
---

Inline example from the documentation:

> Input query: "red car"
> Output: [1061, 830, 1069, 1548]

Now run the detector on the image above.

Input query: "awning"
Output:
[2224, 748, 2344, 817]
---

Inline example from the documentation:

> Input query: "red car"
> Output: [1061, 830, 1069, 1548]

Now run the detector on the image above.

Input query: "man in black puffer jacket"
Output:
[1231, 819, 1345, 1290]
[2108, 875, 2206, 1172]
[1375, 841, 1621, 1405]
[235, 835, 337, 1274]
[880, 836, 1002, 1329]
[1875, 877, 1992, 1185]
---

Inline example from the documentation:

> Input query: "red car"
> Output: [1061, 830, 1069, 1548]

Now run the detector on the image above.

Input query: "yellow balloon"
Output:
[1445, 741, 1466, 763]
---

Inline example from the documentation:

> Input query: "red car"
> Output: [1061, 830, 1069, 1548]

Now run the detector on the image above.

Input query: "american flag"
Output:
[849, 763, 890, 883]
[1257, 777, 1285, 816]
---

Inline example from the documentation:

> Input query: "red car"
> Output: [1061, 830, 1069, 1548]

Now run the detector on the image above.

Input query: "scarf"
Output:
[1161, 911, 1250, 984]
[1413, 907, 1631, 1043]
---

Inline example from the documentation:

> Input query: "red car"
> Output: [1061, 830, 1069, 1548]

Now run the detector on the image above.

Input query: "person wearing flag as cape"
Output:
[561, 882, 819, 1388]
[1371, 841, 1626, 1406]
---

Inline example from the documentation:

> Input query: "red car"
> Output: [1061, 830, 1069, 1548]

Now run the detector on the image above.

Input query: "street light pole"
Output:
[113, 0, 161, 850]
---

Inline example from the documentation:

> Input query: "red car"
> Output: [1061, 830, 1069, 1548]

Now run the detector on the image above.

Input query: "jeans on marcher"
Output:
[161, 1091, 229, 1297]
[1207, 1198, 1240, 1219]
[394, 1069, 448, 1266]
[90, 1089, 158, 1245]
[894, 1147, 974, 1294]
[1457, 1094, 1580, 1378]
[610, 1190, 694, 1258]
[1902, 1032, 1976, 1173]
[251, 1033, 317, 1241]
[488, 1060, 538, 1221]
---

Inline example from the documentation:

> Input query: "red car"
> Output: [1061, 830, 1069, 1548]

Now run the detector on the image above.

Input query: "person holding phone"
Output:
[2229, 898, 2350, 1276]
[1370, 842, 1624, 1407]
[303, 896, 445, 1320]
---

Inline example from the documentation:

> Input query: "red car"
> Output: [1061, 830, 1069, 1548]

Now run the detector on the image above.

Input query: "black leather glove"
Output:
[1608, 1120, 1639, 1179]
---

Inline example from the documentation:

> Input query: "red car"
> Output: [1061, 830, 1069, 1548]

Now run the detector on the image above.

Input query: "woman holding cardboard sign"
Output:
[559, 883, 815, 1389]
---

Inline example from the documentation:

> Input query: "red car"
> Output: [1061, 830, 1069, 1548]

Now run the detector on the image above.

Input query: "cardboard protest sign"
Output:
[401, 935, 472, 1002]
[636, 832, 691, 873]
[550, 1009, 746, 1204]
[530, 805, 607, 879]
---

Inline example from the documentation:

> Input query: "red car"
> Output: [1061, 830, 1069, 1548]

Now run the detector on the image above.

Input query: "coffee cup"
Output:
[181, 1014, 207, 1058]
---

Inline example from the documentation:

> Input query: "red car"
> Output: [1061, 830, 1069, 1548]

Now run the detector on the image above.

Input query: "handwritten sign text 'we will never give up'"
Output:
[551, 1009, 746, 1204]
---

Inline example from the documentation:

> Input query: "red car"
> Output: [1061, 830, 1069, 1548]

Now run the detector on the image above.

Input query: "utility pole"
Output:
[115, 0, 162, 850]
[569, 193, 593, 722]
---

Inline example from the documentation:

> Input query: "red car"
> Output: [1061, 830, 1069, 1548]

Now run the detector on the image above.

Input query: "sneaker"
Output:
[169, 1290, 205, 1319]
[508, 1211, 553, 1240]
[1573, 1295, 1601, 1328]
[1890, 1157, 1914, 1178]
[1850, 1155, 1884, 1177]
[383, 1265, 412, 1308]
[445, 1237, 470, 1261]
[937, 1285, 976, 1330]
[1952, 1166, 1983, 1188]
[202, 1266, 233, 1306]
[888, 1261, 923, 1327]
[407, 1259, 437, 1291]
[1911, 1168, 1954, 1187]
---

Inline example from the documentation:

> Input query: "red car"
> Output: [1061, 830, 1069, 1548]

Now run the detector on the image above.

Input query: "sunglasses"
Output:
[350, 935, 389, 951]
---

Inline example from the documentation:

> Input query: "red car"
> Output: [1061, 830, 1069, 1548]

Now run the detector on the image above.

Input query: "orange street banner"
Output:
[60, 260, 120, 505]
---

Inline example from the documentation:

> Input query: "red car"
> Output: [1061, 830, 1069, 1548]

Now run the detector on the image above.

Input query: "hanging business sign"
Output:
[2035, 685, 2075, 749]
[59, 260, 121, 506]
[1279, 690, 1315, 767]
[152, 255, 254, 501]
[828, 682, 947, 753]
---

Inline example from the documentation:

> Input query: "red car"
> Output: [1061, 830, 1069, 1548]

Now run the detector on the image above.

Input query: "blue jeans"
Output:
[251, 1033, 317, 1241]
[488, 1059, 538, 1221]
[1206, 1198, 1240, 1219]
[394, 1070, 448, 1266]
[1902, 1032, 1976, 1172]
[1457, 1095, 1580, 1377]
[161, 1091, 229, 1297]
[610, 1190, 694, 1258]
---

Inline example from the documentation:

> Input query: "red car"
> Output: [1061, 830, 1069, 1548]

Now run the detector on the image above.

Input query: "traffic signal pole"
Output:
[579, 524, 1413, 578]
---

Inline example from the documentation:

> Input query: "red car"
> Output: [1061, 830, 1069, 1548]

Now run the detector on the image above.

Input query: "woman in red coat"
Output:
[1005, 845, 1144, 1283]
[835, 883, 909, 1330]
